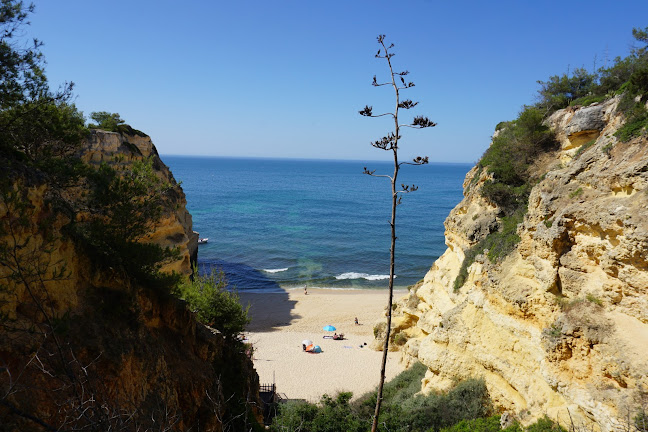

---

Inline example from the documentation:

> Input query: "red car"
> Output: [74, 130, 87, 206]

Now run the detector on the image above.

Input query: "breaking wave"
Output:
[262, 267, 289, 273]
[335, 272, 393, 281]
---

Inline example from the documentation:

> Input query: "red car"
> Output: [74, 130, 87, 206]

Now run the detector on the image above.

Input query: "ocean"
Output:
[163, 156, 471, 291]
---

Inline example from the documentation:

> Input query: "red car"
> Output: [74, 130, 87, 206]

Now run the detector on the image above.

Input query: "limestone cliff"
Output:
[389, 97, 648, 431]
[81, 129, 199, 275]
[0, 130, 259, 431]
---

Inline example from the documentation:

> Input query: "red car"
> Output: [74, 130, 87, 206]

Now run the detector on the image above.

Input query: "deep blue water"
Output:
[163, 156, 470, 291]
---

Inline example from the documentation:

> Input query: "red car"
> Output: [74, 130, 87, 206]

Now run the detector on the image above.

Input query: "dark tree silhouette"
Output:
[359, 34, 436, 432]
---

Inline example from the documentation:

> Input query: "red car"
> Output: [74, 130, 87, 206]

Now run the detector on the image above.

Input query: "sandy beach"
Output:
[240, 288, 407, 402]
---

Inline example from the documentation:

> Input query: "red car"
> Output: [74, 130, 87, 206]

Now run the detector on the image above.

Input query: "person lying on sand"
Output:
[333, 333, 345, 340]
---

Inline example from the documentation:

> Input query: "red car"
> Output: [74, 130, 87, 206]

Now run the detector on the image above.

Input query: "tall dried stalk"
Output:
[360, 35, 436, 432]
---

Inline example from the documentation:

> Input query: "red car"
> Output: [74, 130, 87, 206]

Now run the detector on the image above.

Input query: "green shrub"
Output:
[354, 361, 428, 420]
[481, 181, 531, 213]
[614, 107, 648, 142]
[480, 107, 556, 207]
[272, 392, 365, 432]
[440, 415, 505, 432]
[495, 121, 511, 131]
[636, 409, 648, 432]
[394, 332, 408, 346]
[569, 188, 583, 198]
[586, 294, 603, 306]
[569, 94, 606, 107]
[272, 364, 495, 432]
[484, 209, 526, 262]
[573, 139, 595, 158]
[271, 400, 320, 431]
[397, 378, 492, 432]
[89, 111, 148, 137]
[471, 106, 557, 286]
[89, 111, 125, 132]
[374, 322, 386, 339]
[526, 416, 566, 431]
[174, 270, 250, 339]
[545, 323, 562, 340]
[454, 208, 526, 291]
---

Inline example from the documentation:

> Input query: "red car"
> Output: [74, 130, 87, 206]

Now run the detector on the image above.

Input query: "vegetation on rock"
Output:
[174, 269, 250, 340]
[89, 111, 148, 137]
[454, 25, 648, 290]
[454, 106, 556, 290]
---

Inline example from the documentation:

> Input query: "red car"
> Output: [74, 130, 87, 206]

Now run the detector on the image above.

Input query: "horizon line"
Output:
[159, 153, 476, 166]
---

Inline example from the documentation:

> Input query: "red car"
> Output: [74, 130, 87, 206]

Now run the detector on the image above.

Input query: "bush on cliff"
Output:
[454, 106, 557, 290]
[174, 269, 250, 339]
[88, 111, 148, 137]
[479, 106, 557, 212]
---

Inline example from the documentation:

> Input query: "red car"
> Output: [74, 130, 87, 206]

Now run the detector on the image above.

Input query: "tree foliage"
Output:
[174, 269, 250, 339]
[536, 68, 597, 113]
[0, 0, 85, 176]
[88, 111, 125, 132]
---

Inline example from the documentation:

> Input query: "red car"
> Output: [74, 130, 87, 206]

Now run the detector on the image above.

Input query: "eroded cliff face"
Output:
[391, 97, 648, 431]
[82, 129, 199, 275]
[0, 130, 259, 431]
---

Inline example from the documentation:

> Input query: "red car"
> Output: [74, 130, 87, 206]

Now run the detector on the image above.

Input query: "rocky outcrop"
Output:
[563, 103, 608, 148]
[82, 130, 199, 276]
[389, 98, 648, 431]
[0, 130, 259, 431]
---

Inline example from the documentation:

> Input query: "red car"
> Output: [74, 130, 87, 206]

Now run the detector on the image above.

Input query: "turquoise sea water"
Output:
[163, 156, 471, 291]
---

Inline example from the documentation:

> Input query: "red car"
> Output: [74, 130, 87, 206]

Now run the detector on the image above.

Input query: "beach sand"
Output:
[240, 288, 407, 402]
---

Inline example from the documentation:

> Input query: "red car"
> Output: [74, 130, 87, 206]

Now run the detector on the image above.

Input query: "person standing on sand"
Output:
[355, 317, 359, 325]
[304, 286, 308, 295]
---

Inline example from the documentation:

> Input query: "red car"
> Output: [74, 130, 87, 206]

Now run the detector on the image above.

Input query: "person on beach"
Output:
[304, 286, 308, 295]
[354, 317, 359, 325]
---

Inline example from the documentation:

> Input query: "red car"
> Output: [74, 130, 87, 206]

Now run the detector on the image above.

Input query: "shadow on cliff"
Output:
[198, 260, 299, 333]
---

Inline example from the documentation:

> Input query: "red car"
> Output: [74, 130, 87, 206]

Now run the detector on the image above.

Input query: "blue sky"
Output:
[28, 1, 648, 163]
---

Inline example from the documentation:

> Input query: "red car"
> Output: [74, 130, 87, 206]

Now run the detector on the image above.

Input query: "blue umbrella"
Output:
[323, 325, 336, 332]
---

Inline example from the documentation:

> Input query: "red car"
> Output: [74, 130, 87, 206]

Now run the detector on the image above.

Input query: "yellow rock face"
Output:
[390, 99, 648, 431]
[80, 130, 198, 277]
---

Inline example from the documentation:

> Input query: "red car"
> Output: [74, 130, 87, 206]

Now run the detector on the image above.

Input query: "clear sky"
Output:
[27, 0, 648, 163]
